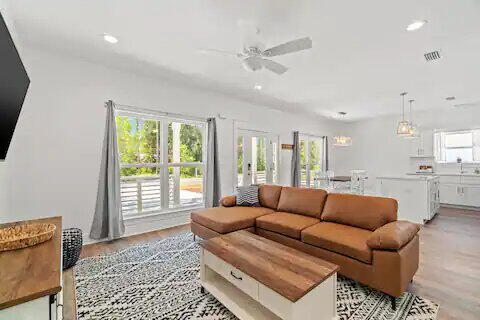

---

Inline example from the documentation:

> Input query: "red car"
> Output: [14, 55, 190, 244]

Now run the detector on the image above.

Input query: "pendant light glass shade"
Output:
[397, 92, 411, 136]
[334, 112, 353, 146]
[397, 121, 411, 136]
[333, 135, 352, 146]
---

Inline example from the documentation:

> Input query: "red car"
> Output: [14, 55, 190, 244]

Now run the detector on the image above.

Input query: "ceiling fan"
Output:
[199, 36, 313, 75]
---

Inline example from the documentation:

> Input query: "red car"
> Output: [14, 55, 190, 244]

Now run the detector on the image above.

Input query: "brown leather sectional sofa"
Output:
[191, 184, 420, 308]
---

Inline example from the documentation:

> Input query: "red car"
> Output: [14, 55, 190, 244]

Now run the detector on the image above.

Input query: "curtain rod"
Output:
[106, 100, 209, 123]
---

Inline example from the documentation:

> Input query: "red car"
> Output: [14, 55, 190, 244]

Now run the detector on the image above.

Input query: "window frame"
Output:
[435, 129, 479, 164]
[116, 110, 208, 218]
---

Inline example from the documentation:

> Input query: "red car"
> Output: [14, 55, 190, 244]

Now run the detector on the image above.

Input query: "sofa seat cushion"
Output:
[256, 212, 320, 239]
[191, 207, 274, 234]
[301, 222, 373, 264]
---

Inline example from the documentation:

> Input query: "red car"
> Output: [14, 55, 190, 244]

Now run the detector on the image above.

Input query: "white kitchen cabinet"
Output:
[437, 175, 480, 208]
[439, 183, 464, 206]
[409, 130, 433, 157]
[461, 185, 480, 207]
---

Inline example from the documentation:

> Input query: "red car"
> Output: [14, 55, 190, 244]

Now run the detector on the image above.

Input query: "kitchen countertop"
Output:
[377, 175, 439, 181]
[0, 216, 62, 310]
[407, 172, 480, 177]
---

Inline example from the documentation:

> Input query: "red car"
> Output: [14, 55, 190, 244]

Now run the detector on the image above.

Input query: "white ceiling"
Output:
[6, 0, 480, 120]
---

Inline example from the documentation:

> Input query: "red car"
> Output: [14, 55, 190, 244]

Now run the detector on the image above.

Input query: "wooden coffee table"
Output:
[199, 230, 339, 320]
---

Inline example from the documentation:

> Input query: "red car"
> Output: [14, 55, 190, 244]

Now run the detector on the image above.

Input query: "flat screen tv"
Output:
[0, 12, 30, 160]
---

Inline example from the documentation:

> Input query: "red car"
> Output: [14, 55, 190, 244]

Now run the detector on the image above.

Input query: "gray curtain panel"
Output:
[323, 136, 329, 171]
[90, 100, 125, 240]
[205, 117, 221, 208]
[291, 131, 300, 187]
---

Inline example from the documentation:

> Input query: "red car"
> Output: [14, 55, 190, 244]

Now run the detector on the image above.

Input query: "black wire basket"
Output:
[62, 228, 83, 270]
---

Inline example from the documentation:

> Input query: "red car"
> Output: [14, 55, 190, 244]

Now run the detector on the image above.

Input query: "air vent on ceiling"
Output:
[454, 101, 480, 108]
[424, 50, 441, 62]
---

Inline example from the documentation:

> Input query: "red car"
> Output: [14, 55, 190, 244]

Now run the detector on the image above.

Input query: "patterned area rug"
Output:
[74, 232, 438, 320]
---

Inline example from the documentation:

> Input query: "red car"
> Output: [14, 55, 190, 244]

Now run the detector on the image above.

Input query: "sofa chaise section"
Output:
[190, 184, 282, 239]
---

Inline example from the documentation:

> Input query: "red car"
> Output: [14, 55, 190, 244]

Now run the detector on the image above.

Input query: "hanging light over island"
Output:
[397, 92, 411, 137]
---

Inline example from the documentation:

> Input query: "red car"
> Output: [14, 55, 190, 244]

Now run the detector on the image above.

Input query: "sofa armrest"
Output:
[220, 195, 236, 207]
[367, 221, 420, 250]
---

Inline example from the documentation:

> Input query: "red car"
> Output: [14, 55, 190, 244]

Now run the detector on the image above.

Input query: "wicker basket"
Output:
[62, 228, 83, 269]
[0, 223, 56, 252]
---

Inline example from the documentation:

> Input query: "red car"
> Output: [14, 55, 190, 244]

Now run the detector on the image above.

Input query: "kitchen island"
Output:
[377, 175, 440, 224]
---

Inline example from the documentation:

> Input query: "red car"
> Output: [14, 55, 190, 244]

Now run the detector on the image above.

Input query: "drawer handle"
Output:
[230, 271, 243, 281]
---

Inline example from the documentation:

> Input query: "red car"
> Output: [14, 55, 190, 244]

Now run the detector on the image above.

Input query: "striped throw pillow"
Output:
[236, 185, 260, 207]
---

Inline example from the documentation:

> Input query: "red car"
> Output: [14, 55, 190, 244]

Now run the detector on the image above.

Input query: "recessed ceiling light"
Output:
[103, 33, 118, 44]
[254, 84, 262, 91]
[406, 20, 428, 32]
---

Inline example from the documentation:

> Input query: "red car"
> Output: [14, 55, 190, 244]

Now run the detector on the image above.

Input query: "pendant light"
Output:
[396, 92, 411, 136]
[333, 112, 353, 146]
[406, 99, 419, 139]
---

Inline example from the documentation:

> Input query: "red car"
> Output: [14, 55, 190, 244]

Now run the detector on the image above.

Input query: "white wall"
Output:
[337, 106, 480, 190]
[0, 42, 340, 242]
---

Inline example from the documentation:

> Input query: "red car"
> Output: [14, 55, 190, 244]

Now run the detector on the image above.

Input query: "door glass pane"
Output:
[253, 137, 267, 184]
[169, 166, 203, 208]
[237, 136, 244, 186]
[300, 139, 307, 187]
[309, 139, 323, 180]
[168, 122, 203, 163]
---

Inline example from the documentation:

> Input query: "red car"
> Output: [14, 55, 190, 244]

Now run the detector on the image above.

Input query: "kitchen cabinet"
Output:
[409, 130, 433, 157]
[439, 183, 464, 206]
[438, 175, 480, 208]
[461, 185, 480, 207]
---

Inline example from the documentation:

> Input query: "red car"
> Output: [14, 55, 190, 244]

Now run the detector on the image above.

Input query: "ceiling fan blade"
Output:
[263, 37, 312, 57]
[261, 59, 288, 75]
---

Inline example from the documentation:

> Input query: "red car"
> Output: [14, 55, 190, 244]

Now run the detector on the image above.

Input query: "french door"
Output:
[299, 134, 325, 188]
[236, 129, 278, 187]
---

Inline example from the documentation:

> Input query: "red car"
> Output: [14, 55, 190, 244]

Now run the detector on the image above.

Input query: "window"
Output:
[299, 135, 324, 187]
[434, 129, 480, 163]
[116, 112, 206, 217]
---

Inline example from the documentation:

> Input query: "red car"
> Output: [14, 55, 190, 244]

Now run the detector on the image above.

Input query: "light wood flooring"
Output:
[64, 207, 480, 320]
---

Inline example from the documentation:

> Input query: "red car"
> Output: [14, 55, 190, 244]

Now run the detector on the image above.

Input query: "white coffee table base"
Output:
[200, 248, 337, 320]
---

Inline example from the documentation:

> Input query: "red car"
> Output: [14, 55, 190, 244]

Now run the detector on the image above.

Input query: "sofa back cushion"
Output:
[321, 193, 397, 231]
[258, 184, 283, 210]
[277, 187, 328, 218]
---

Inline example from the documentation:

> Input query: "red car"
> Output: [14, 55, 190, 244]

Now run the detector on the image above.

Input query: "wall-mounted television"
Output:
[0, 12, 30, 160]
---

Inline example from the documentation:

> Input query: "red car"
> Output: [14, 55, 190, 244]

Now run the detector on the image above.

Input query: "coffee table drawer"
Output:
[203, 250, 259, 300]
